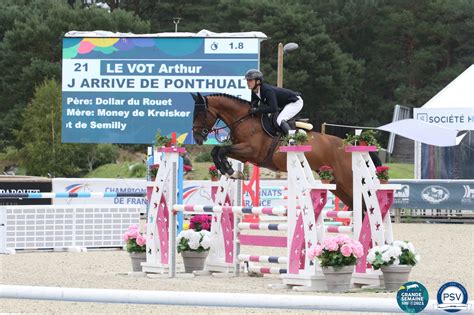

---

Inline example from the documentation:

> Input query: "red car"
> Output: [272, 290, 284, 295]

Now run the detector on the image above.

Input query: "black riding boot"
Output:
[280, 120, 292, 135]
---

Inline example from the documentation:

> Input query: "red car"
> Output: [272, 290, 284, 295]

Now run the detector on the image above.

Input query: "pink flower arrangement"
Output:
[123, 225, 146, 253]
[208, 165, 219, 178]
[308, 235, 364, 269]
[189, 214, 212, 232]
[376, 166, 390, 181]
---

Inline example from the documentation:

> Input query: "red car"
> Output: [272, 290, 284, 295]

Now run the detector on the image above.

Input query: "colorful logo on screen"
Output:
[63, 37, 202, 59]
[65, 184, 86, 193]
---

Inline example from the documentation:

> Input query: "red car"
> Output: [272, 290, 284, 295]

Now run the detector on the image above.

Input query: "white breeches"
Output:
[276, 96, 303, 125]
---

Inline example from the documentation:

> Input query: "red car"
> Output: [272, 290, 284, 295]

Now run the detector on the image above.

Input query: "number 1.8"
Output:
[229, 42, 244, 49]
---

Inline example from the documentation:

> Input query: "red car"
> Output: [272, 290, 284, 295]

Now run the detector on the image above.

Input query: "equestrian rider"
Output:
[245, 69, 303, 135]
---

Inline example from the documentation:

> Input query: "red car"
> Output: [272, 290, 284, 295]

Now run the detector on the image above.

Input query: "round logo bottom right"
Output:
[396, 281, 429, 313]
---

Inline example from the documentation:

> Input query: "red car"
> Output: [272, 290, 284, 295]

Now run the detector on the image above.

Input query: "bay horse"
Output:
[191, 92, 375, 209]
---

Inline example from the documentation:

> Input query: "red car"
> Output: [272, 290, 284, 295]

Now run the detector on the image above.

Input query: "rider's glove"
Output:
[249, 107, 259, 115]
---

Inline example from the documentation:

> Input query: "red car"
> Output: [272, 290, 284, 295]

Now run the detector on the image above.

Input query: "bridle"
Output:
[192, 96, 214, 141]
[192, 95, 253, 143]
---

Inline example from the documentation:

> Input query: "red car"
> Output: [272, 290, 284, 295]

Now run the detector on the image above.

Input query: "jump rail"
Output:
[0, 192, 146, 199]
[0, 284, 437, 312]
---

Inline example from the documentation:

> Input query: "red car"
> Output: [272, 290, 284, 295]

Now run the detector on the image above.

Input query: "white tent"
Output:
[414, 64, 474, 130]
[414, 65, 474, 178]
[377, 65, 473, 178]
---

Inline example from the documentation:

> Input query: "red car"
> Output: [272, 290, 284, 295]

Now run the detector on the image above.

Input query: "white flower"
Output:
[188, 238, 200, 249]
[407, 242, 416, 253]
[393, 258, 400, 265]
[367, 250, 376, 263]
[371, 246, 381, 254]
[388, 245, 402, 258]
[201, 235, 211, 249]
[393, 240, 405, 248]
[381, 251, 392, 262]
[380, 244, 390, 252]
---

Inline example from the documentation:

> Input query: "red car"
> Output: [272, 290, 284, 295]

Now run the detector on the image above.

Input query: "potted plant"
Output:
[376, 166, 390, 184]
[155, 129, 172, 147]
[189, 214, 212, 232]
[149, 164, 160, 181]
[318, 165, 334, 184]
[343, 130, 379, 148]
[208, 164, 219, 181]
[367, 241, 420, 291]
[308, 235, 364, 292]
[123, 225, 147, 272]
[281, 130, 308, 146]
[177, 229, 212, 273]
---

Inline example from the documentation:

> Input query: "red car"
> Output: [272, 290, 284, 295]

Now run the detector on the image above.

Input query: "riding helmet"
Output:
[244, 69, 263, 81]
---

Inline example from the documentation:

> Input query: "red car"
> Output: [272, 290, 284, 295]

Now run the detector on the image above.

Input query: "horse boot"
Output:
[280, 120, 292, 135]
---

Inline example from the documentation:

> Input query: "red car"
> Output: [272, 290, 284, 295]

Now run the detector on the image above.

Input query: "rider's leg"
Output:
[276, 96, 304, 135]
[280, 120, 291, 135]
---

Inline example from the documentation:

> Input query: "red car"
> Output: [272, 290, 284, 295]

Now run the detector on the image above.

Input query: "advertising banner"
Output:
[392, 180, 474, 210]
[62, 35, 261, 144]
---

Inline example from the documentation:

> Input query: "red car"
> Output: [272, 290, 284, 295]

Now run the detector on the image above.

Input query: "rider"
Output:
[245, 69, 303, 135]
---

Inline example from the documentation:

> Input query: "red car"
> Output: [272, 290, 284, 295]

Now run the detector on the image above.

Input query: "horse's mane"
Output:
[207, 93, 250, 105]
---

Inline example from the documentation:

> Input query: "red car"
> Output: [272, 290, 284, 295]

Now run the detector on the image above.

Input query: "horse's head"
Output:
[191, 93, 218, 145]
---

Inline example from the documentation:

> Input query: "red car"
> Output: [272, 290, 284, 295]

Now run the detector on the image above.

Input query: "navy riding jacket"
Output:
[251, 82, 301, 114]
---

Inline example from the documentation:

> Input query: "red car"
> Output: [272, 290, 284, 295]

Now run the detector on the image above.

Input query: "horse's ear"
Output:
[191, 93, 197, 102]
[197, 92, 205, 103]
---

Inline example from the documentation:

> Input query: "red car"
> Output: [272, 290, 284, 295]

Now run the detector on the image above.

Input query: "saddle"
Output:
[261, 113, 314, 137]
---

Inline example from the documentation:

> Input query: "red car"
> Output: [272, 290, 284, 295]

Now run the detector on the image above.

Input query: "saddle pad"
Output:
[296, 121, 313, 130]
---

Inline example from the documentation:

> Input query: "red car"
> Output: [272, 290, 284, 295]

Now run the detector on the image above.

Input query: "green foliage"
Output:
[195, 152, 212, 162]
[281, 131, 308, 146]
[0, 0, 150, 149]
[129, 163, 147, 178]
[154, 130, 171, 147]
[342, 130, 380, 148]
[16, 79, 122, 177]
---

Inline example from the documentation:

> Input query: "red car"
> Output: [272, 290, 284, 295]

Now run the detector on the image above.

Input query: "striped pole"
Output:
[0, 192, 146, 199]
[238, 223, 288, 231]
[172, 205, 287, 216]
[322, 210, 353, 219]
[238, 254, 288, 264]
[325, 226, 353, 233]
[248, 266, 287, 274]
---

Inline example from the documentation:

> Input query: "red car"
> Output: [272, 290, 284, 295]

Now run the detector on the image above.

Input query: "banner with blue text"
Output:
[62, 37, 260, 144]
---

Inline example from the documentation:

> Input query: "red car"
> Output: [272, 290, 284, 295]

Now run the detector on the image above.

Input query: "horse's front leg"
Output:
[215, 145, 234, 176]
[211, 146, 228, 176]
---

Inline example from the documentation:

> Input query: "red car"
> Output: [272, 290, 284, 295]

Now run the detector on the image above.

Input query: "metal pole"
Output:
[277, 43, 283, 88]
[275, 43, 284, 180]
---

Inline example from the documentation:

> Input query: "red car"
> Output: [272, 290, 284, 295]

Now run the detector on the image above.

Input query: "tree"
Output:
[0, 0, 150, 150]
[17, 79, 118, 177]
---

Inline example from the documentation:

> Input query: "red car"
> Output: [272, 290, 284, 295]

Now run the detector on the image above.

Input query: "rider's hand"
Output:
[249, 107, 258, 115]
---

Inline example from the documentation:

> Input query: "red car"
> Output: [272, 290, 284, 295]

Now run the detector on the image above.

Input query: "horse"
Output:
[191, 92, 377, 209]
